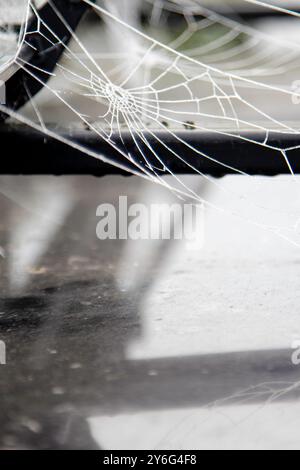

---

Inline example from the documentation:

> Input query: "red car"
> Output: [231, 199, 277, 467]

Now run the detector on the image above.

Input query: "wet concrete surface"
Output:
[0, 175, 300, 449]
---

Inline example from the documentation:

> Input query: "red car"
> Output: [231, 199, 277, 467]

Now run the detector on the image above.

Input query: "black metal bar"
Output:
[238, 9, 300, 20]
[1, 124, 299, 176]
[206, 4, 300, 21]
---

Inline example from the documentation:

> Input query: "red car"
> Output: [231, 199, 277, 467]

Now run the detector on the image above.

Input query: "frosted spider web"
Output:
[1, 0, 300, 245]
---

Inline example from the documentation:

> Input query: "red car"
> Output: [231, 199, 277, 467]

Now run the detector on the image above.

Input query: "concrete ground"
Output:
[0, 174, 299, 449]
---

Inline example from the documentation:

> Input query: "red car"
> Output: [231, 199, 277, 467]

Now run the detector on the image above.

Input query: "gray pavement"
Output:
[0, 174, 299, 449]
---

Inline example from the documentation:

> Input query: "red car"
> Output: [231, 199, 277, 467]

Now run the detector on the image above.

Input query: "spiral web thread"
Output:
[1, 0, 300, 245]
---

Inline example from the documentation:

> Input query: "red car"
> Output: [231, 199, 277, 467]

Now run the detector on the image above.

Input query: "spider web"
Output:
[1, 0, 300, 245]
